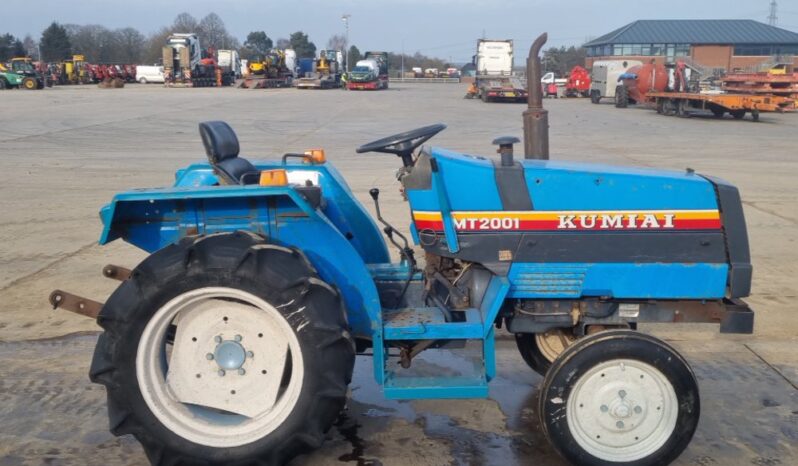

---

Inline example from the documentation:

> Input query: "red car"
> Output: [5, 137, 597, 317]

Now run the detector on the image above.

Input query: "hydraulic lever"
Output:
[369, 188, 417, 304]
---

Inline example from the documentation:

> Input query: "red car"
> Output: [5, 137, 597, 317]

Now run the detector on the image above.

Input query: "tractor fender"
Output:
[98, 185, 382, 341]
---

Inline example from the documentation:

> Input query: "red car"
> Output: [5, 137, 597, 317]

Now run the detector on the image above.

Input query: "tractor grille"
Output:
[508, 264, 587, 298]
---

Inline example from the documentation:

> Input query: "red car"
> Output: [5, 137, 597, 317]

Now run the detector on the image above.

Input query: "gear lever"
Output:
[369, 188, 417, 303]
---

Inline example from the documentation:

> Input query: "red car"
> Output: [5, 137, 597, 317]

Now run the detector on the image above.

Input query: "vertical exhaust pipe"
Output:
[523, 33, 549, 160]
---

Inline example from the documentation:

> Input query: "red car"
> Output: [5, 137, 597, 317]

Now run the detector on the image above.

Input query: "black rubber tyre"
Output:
[90, 231, 355, 465]
[710, 106, 725, 118]
[751, 109, 760, 122]
[731, 109, 746, 120]
[481, 91, 489, 103]
[22, 77, 37, 90]
[539, 330, 700, 466]
[515, 333, 551, 375]
[614, 85, 628, 108]
[590, 90, 601, 104]
[0, 79, 6, 90]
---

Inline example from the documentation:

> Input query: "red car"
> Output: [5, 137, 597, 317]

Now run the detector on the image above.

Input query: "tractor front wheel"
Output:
[539, 330, 699, 466]
[90, 232, 355, 465]
[22, 77, 37, 90]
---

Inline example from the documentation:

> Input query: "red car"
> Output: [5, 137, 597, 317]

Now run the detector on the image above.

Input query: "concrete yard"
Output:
[0, 83, 796, 465]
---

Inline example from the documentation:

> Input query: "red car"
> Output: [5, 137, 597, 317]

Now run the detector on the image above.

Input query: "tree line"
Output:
[4, 12, 465, 71]
[3, 13, 332, 64]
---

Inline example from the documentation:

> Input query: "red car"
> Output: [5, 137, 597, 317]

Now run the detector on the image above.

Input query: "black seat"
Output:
[199, 121, 260, 185]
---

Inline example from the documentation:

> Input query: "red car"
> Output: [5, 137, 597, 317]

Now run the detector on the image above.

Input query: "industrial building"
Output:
[584, 19, 798, 73]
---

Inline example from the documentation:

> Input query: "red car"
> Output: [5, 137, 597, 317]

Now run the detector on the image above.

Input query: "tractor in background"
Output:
[7, 57, 50, 89]
[0, 65, 26, 90]
[51, 33, 754, 466]
[296, 49, 343, 89]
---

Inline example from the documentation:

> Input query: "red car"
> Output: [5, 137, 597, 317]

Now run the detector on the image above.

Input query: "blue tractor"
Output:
[52, 35, 753, 466]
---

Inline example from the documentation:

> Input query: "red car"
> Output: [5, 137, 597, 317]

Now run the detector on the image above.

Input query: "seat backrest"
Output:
[199, 121, 240, 163]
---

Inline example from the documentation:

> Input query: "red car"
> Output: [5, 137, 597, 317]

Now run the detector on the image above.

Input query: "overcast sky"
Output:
[5, 0, 797, 62]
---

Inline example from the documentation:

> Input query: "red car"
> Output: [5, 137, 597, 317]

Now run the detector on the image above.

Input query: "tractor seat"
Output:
[199, 121, 260, 185]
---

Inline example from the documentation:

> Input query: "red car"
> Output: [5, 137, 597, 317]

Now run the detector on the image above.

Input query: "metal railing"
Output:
[391, 77, 462, 84]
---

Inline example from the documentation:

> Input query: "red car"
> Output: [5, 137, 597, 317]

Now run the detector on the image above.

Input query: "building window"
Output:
[675, 44, 690, 56]
[613, 45, 623, 56]
[651, 44, 664, 56]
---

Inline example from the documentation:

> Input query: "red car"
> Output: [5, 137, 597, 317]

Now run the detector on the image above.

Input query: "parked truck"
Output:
[347, 51, 389, 90]
[472, 39, 527, 102]
[162, 33, 230, 87]
[217, 49, 242, 81]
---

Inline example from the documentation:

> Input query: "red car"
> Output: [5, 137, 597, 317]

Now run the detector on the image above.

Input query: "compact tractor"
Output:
[52, 33, 754, 465]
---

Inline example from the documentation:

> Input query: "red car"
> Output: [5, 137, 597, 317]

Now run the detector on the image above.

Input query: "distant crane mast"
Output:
[768, 0, 778, 26]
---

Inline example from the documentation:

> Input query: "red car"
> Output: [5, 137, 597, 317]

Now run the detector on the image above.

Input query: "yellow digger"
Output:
[57, 55, 93, 85]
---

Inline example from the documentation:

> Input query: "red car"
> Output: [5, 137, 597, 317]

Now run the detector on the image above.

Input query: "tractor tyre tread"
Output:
[90, 231, 355, 466]
[514, 333, 552, 375]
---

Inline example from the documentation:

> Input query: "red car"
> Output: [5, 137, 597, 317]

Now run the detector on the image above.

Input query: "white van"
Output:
[136, 65, 165, 84]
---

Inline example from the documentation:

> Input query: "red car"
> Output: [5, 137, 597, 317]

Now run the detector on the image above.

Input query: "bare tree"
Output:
[172, 13, 199, 33]
[327, 34, 347, 52]
[116, 27, 146, 63]
[22, 35, 37, 59]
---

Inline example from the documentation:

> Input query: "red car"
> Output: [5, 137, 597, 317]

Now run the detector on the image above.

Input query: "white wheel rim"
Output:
[535, 329, 576, 362]
[136, 287, 304, 448]
[566, 359, 678, 462]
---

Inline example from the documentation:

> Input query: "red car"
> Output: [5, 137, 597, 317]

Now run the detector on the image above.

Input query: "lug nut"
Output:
[600, 405, 608, 413]
[616, 421, 624, 429]
[206, 353, 214, 360]
[218, 370, 226, 377]
[214, 336, 222, 343]
[234, 334, 242, 342]
[247, 351, 254, 358]
[238, 368, 246, 375]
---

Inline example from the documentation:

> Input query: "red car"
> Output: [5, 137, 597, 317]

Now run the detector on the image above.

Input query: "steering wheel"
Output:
[356, 124, 447, 167]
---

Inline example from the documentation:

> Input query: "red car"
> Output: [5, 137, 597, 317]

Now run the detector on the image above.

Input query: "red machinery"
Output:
[565, 65, 591, 97]
[617, 63, 669, 107]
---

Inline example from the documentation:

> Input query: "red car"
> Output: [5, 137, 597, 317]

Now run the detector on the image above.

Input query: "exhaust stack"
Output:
[523, 33, 549, 160]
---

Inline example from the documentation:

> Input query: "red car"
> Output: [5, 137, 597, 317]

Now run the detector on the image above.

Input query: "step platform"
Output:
[378, 276, 510, 400]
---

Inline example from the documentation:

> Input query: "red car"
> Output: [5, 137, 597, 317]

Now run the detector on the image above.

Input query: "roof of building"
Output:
[584, 20, 798, 46]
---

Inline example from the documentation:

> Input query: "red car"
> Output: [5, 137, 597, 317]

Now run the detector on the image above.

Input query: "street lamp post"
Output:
[341, 14, 351, 72]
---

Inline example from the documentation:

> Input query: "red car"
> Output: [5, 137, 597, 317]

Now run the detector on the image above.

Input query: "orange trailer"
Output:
[645, 91, 793, 121]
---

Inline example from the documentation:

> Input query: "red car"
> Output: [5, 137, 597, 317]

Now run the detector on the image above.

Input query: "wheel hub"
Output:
[214, 338, 247, 371]
[566, 359, 678, 461]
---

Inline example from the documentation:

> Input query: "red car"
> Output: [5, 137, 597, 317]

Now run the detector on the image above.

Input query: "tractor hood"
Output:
[402, 147, 751, 300]
[405, 147, 720, 212]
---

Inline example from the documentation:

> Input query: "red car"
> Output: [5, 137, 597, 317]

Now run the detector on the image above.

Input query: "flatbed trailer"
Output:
[646, 91, 793, 121]
[239, 76, 292, 89]
[475, 76, 528, 103]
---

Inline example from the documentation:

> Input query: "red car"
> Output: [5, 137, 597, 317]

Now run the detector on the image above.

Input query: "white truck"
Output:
[217, 50, 242, 79]
[475, 39, 513, 76]
[589, 59, 642, 103]
[473, 39, 527, 102]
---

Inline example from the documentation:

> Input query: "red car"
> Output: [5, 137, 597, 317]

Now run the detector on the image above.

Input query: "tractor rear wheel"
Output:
[614, 85, 628, 108]
[515, 329, 577, 375]
[539, 330, 699, 466]
[731, 109, 746, 120]
[90, 232, 355, 465]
